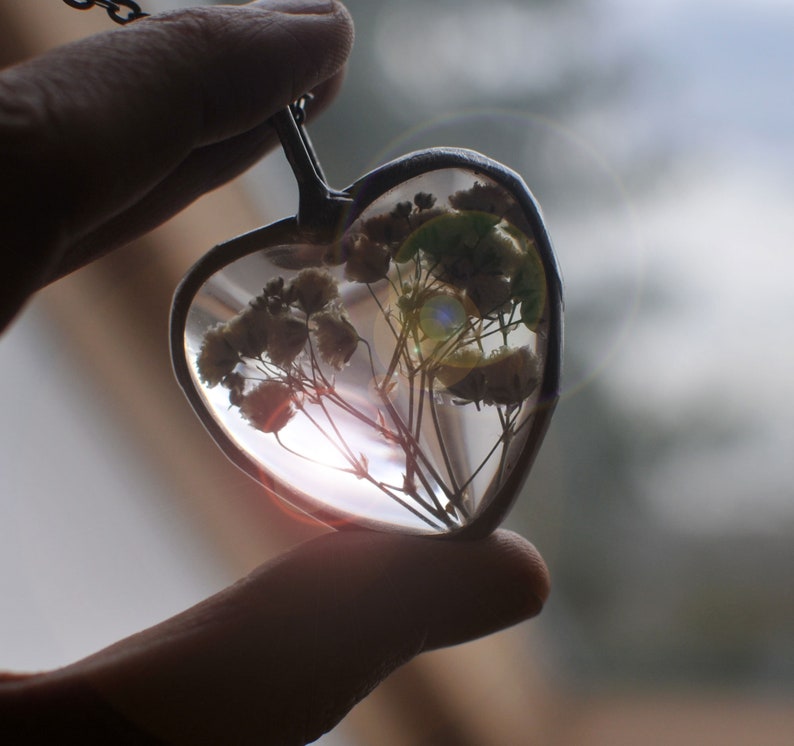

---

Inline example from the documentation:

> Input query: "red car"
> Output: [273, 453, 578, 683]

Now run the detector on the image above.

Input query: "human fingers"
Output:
[0, 0, 353, 327]
[1, 529, 549, 745]
[61, 73, 345, 279]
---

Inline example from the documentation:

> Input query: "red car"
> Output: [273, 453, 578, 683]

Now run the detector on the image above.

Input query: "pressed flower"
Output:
[266, 314, 309, 367]
[344, 233, 391, 284]
[482, 346, 539, 406]
[436, 348, 488, 403]
[223, 305, 270, 359]
[222, 371, 246, 406]
[414, 191, 436, 210]
[258, 277, 289, 314]
[361, 212, 413, 251]
[239, 381, 295, 433]
[289, 267, 339, 315]
[196, 326, 239, 386]
[445, 369, 488, 404]
[449, 181, 516, 217]
[465, 273, 512, 317]
[474, 225, 524, 276]
[313, 310, 359, 370]
[264, 276, 285, 298]
[391, 201, 413, 219]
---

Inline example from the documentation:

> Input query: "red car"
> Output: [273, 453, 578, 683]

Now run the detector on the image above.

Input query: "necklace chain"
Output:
[61, 0, 149, 25]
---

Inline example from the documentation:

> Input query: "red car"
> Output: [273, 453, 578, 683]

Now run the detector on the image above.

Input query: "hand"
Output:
[0, 3, 550, 744]
[0, 0, 353, 329]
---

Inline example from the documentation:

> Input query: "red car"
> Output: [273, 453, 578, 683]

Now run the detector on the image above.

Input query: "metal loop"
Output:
[61, 0, 149, 25]
[290, 94, 315, 126]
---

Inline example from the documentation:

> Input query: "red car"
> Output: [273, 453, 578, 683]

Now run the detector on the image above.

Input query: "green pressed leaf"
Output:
[395, 210, 501, 264]
[511, 248, 546, 331]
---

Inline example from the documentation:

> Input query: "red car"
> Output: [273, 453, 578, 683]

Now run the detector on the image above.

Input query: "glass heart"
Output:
[171, 107, 562, 537]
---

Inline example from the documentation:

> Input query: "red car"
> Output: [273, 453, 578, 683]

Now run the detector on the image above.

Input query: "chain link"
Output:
[62, 0, 149, 25]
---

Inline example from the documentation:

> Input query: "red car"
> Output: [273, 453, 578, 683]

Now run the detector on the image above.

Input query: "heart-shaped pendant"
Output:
[171, 102, 562, 538]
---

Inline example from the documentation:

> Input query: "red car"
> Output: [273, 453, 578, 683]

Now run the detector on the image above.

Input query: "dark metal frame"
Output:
[170, 105, 563, 539]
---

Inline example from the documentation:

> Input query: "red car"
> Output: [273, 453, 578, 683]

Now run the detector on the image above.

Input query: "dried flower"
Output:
[392, 201, 413, 219]
[344, 233, 391, 283]
[239, 381, 295, 433]
[259, 276, 290, 314]
[465, 273, 512, 317]
[437, 346, 539, 406]
[449, 181, 516, 217]
[313, 311, 359, 370]
[436, 348, 488, 403]
[361, 212, 413, 251]
[414, 192, 436, 210]
[222, 371, 246, 406]
[223, 305, 270, 359]
[482, 346, 539, 406]
[266, 314, 309, 367]
[196, 326, 239, 386]
[289, 268, 339, 315]
[264, 276, 285, 298]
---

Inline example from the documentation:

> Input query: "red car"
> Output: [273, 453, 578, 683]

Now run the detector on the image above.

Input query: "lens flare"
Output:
[369, 108, 645, 403]
[419, 294, 467, 340]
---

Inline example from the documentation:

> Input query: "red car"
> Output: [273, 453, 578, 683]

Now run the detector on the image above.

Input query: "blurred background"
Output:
[1, 0, 792, 743]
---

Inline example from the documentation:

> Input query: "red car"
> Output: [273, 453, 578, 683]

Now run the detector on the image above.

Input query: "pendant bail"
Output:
[271, 98, 352, 234]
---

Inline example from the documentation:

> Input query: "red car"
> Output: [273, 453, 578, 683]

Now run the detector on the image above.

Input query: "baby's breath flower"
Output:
[437, 346, 539, 406]
[266, 314, 309, 367]
[264, 276, 285, 298]
[344, 234, 391, 284]
[414, 192, 436, 210]
[313, 311, 359, 370]
[223, 305, 270, 359]
[289, 268, 339, 315]
[222, 371, 246, 406]
[239, 381, 295, 433]
[391, 201, 413, 219]
[482, 346, 539, 406]
[475, 225, 524, 276]
[436, 348, 487, 403]
[449, 181, 516, 217]
[465, 274, 512, 317]
[196, 326, 239, 387]
[409, 205, 449, 232]
[250, 283, 283, 315]
[361, 212, 412, 251]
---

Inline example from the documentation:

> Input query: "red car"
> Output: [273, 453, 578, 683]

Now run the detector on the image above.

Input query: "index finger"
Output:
[0, 0, 354, 328]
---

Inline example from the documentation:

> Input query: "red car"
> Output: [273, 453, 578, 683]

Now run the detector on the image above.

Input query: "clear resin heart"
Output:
[172, 111, 561, 537]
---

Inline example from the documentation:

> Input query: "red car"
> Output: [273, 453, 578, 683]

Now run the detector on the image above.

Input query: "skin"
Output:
[0, 2, 550, 743]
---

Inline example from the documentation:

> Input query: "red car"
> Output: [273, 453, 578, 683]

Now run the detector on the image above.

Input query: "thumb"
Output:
[1, 530, 549, 745]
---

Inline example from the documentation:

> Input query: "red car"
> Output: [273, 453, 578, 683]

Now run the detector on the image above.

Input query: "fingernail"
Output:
[252, 0, 337, 15]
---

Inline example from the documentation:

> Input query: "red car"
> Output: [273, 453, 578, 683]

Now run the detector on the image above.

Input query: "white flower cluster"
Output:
[437, 346, 540, 407]
[196, 268, 359, 432]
